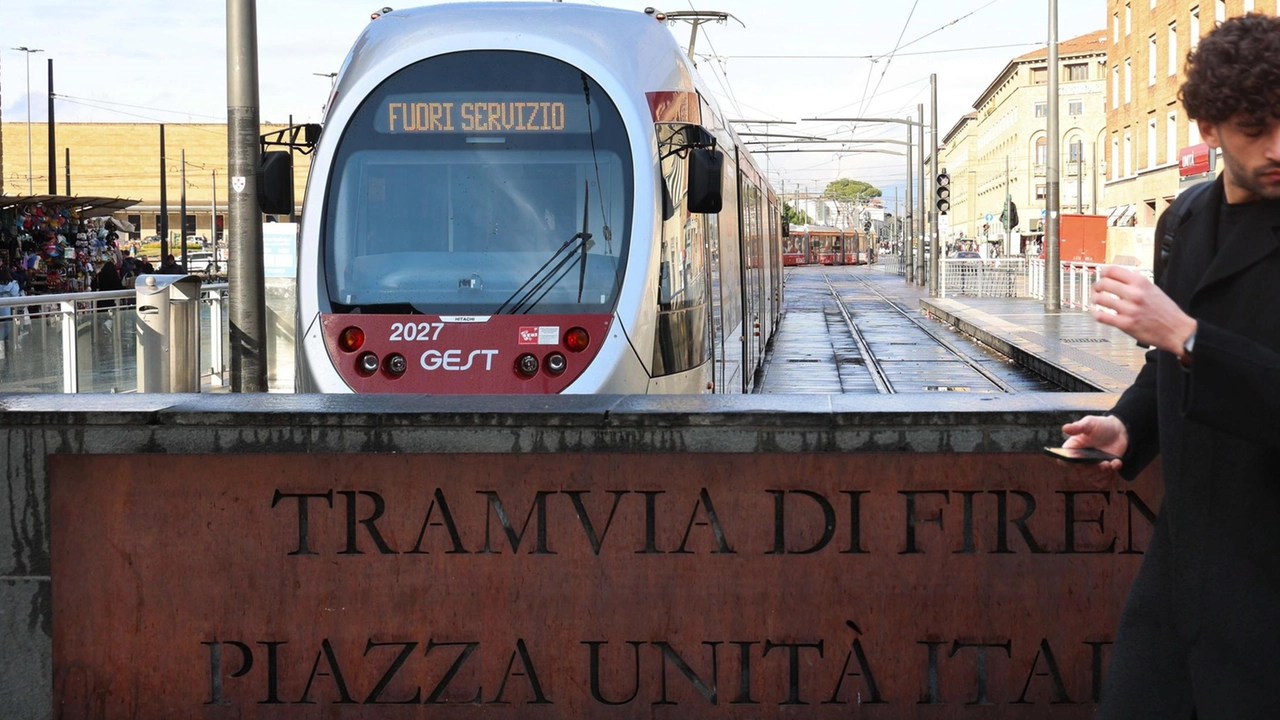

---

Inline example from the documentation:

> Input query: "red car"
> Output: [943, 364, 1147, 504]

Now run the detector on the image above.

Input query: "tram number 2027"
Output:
[389, 322, 445, 342]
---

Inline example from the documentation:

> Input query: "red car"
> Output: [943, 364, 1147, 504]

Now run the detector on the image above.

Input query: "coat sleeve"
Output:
[1182, 320, 1280, 449]
[1110, 348, 1161, 481]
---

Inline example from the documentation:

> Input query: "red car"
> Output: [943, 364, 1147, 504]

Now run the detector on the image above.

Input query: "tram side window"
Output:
[658, 148, 707, 312]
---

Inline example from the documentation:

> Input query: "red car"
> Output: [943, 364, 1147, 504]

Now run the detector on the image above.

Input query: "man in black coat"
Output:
[1062, 15, 1280, 718]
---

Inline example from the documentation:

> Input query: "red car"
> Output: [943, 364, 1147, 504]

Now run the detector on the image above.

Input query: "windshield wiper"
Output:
[495, 183, 594, 315]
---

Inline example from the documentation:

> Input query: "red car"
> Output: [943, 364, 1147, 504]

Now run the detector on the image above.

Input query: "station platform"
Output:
[920, 295, 1148, 393]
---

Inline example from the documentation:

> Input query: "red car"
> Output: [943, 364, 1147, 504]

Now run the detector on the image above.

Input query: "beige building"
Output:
[940, 31, 1109, 252]
[1103, 0, 1277, 264]
[0, 122, 312, 239]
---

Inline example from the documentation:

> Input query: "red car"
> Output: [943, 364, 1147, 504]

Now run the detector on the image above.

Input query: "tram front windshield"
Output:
[323, 51, 633, 315]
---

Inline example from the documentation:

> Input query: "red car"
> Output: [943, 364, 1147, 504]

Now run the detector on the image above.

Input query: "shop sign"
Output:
[1179, 143, 1211, 177]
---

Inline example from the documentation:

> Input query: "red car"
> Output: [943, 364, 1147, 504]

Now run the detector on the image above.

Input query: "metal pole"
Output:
[1091, 141, 1098, 214]
[1077, 147, 1084, 214]
[47, 59, 55, 194]
[212, 170, 217, 271]
[1, 50, 5, 194]
[24, 49, 34, 193]
[905, 117, 914, 283]
[1006, 156, 1011, 254]
[64, 148, 69, 194]
[180, 149, 188, 271]
[1045, 0, 1061, 310]
[917, 104, 926, 286]
[227, 0, 268, 392]
[929, 73, 939, 295]
[159, 124, 169, 262]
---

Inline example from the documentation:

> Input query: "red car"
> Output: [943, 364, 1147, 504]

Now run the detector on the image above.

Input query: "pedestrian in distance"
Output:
[0, 267, 20, 351]
[1061, 14, 1280, 719]
[158, 254, 184, 275]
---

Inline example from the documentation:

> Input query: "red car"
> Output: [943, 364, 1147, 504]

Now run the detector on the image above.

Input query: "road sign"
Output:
[985, 213, 994, 222]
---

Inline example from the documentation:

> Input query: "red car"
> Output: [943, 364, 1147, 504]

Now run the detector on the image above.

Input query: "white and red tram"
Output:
[294, 3, 783, 394]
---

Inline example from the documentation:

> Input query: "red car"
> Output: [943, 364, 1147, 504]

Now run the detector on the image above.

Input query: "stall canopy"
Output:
[0, 194, 140, 218]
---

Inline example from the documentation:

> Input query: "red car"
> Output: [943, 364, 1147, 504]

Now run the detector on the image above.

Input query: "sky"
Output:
[1, 0, 1107, 202]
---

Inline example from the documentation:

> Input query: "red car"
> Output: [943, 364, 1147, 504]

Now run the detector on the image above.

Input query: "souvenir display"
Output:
[0, 204, 128, 295]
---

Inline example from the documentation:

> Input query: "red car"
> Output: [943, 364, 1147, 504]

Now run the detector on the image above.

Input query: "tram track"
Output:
[822, 269, 1012, 395]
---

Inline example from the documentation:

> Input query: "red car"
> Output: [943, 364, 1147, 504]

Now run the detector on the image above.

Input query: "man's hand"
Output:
[1091, 266, 1197, 355]
[1061, 415, 1128, 481]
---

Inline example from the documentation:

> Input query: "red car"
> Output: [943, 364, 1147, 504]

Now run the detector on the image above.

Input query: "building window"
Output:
[1035, 102, 1047, 118]
[1035, 136, 1048, 167]
[1124, 58, 1132, 103]
[1036, 184, 1047, 200]
[1112, 136, 1121, 180]
[1069, 138, 1084, 164]
[1245, 0, 1255, 11]
[1065, 63, 1088, 82]
[1068, 99, 1085, 116]
[1169, 22, 1178, 76]
[1113, 12, 1120, 42]
[1216, 0, 1225, 24]
[1147, 117, 1158, 169]
[1151, 0, 1157, 8]
[1167, 111, 1178, 164]
[1124, 132, 1133, 177]
[1031, 67, 1048, 85]
[1191, 7, 1200, 50]
[1189, 119, 1201, 146]
[1148, 35, 1157, 85]
[1125, 3, 1132, 35]
[1112, 64, 1120, 109]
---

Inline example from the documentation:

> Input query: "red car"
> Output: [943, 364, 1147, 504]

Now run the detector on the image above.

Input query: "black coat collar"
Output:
[1185, 175, 1280, 303]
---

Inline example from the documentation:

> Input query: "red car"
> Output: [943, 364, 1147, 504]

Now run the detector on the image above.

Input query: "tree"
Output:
[823, 179, 882, 228]
[783, 202, 813, 226]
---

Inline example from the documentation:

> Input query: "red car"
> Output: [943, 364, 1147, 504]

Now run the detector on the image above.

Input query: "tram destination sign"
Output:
[51, 453, 1159, 719]
[377, 92, 600, 135]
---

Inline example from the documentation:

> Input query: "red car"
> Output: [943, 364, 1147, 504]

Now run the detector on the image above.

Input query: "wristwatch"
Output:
[1179, 328, 1197, 367]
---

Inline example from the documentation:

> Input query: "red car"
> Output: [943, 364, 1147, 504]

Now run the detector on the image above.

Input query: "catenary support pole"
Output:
[227, 0, 268, 392]
[917, 104, 926, 286]
[64, 148, 69, 195]
[1045, 0, 1061, 310]
[929, 73, 939, 295]
[905, 117, 914, 283]
[160, 124, 169, 262]
[212, 170, 218, 272]
[180, 149, 188, 272]
[47, 59, 55, 194]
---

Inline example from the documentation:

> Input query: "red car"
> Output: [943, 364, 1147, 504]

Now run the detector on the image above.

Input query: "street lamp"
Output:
[12, 46, 43, 194]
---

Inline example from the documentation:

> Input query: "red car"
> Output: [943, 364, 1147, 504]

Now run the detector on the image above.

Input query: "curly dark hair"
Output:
[1181, 14, 1280, 127]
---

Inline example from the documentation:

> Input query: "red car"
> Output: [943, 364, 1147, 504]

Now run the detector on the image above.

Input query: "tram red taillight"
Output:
[565, 327, 590, 352]
[339, 326, 365, 352]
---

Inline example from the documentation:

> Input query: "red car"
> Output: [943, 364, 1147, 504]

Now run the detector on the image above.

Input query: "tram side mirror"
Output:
[257, 151, 294, 216]
[687, 148, 723, 214]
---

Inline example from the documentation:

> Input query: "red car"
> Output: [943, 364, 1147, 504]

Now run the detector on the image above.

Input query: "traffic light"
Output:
[935, 171, 951, 214]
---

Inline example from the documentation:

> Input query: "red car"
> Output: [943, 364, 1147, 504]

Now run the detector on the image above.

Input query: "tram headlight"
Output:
[357, 352, 380, 376]
[339, 326, 365, 352]
[385, 353, 407, 377]
[545, 352, 567, 376]
[516, 353, 540, 378]
[565, 327, 590, 352]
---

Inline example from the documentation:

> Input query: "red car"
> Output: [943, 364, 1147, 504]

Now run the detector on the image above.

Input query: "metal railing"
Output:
[1026, 260, 1153, 309]
[938, 258, 1028, 298]
[0, 283, 229, 393]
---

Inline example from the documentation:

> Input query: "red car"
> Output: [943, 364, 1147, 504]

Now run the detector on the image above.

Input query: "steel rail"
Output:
[822, 271, 894, 394]
[846, 271, 1015, 393]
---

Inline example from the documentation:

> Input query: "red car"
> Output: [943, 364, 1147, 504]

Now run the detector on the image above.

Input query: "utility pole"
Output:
[159, 124, 169, 262]
[1092, 141, 1098, 214]
[47, 59, 55, 194]
[905, 116, 914, 283]
[14, 47, 43, 194]
[1045, 0, 1061, 310]
[227, 0, 268, 392]
[1, 50, 5, 194]
[1077, 148, 1084, 214]
[180, 149, 188, 272]
[1005, 156, 1011, 254]
[929, 73, 939, 295]
[212, 170, 218, 271]
[917, 103, 926, 286]
[64, 149, 69, 194]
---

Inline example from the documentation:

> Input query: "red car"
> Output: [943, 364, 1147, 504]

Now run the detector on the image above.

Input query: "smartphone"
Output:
[1043, 446, 1121, 463]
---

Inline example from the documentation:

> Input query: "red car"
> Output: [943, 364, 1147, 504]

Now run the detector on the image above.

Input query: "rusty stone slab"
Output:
[50, 453, 1160, 718]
